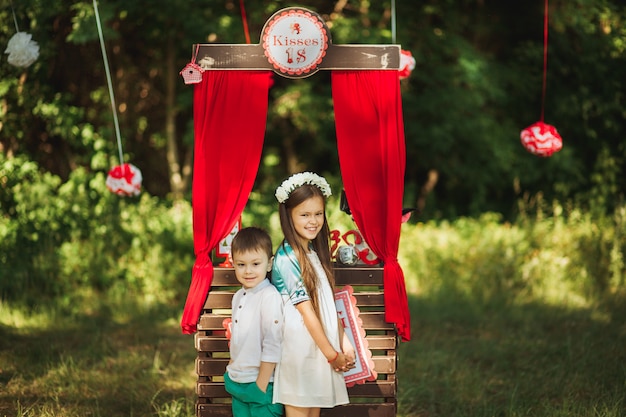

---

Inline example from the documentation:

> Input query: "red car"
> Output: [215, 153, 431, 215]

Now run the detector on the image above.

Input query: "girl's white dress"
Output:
[271, 243, 349, 408]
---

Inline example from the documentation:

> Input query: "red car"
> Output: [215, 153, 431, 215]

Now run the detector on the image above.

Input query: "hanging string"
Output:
[391, 0, 397, 44]
[192, 44, 200, 63]
[10, 0, 19, 32]
[239, 0, 251, 44]
[540, 0, 549, 123]
[93, 0, 125, 167]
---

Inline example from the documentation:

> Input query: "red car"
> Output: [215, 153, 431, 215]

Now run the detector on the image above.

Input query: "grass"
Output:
[2, 292, 623, 417]
[397, 291, 626, 417]
[1, 210, 626, 417]
[0, 303, 198, 417]
[395, 211, 626, 416]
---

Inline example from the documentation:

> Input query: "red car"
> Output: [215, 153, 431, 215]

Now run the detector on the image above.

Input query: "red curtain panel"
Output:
[180, 70, 272, 334]
[332, 70, 411, 341]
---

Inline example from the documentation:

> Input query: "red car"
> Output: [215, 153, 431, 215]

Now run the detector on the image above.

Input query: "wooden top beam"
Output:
[195, 44, 401, 71]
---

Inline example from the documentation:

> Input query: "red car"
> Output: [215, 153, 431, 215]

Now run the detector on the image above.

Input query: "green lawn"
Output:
[0, 304, 198, 417]
[1, 290, 623, 417]
[2, 210, 626, 417]
[398, 292, 626, 417]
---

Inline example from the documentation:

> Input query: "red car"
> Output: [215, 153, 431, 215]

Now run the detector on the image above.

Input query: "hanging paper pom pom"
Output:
[106, 163, 143, 196]
[5, 32, 39, 68]
[398, 49, 416, 80]
[520, 121, 563, 157]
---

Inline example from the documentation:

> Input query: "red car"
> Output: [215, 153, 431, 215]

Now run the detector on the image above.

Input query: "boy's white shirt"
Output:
[226, 278, 284, 384]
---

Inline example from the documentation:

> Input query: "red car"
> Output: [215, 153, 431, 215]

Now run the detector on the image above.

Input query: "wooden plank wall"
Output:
[195, 266, 398, 417]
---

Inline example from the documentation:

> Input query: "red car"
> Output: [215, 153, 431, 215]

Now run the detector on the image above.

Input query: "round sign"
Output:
[262, 8, 330, 78]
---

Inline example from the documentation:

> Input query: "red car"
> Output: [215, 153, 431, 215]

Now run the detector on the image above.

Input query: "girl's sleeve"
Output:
[272, 245, 310, 305]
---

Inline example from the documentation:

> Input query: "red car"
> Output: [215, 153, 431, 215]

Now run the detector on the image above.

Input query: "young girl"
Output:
[271, 172, 355, 417]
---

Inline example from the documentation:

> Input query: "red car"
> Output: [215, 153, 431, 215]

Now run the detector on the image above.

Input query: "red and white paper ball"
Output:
[106, 163, 142, 196]
[399, 49, 416, 80]
[520, 121, 563, 157]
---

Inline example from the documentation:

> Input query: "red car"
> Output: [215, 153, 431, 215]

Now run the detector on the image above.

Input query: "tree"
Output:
[2, 0, 626, 219]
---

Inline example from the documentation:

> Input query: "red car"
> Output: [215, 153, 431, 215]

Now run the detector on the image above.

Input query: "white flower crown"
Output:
[275, 172, 332, 203]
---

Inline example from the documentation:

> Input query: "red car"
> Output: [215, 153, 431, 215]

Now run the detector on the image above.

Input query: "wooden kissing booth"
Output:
[179, 7, 412, 417]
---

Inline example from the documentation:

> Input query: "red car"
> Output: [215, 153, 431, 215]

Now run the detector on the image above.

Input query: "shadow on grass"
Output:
[2, 291, 625, 417]
[0, 303, 197, 417]
[398, 291, 626, 417]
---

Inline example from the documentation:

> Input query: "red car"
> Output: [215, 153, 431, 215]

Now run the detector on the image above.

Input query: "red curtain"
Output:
[332, 70, 411, 341]
[180, 71, 272, 334]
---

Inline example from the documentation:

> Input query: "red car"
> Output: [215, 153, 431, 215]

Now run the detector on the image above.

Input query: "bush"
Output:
[399, 206, 626, 308]
[0, 155, 66, 301]
[0, 155, 194, 310]
[3, 153, 625, 313]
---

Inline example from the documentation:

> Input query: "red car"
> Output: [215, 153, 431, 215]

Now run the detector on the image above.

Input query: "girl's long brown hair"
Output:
[278, 183, 335, 316]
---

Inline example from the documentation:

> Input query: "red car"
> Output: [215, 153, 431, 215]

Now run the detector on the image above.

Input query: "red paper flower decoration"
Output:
[520, 121, 563, 157]
[222, 318, 232, 341]
[106, 163, 143, 196]
[399, 49, 415, 80]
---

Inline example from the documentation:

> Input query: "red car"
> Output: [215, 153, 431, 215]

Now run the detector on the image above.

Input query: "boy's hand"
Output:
[256, 381, 268, 393]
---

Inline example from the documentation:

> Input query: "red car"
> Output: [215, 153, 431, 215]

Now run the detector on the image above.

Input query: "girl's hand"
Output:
[330, 351, 356, 373]
[342, 332, 356, 363]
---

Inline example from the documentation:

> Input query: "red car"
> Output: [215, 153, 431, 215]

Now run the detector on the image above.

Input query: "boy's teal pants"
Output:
[224, 372, 284, 417]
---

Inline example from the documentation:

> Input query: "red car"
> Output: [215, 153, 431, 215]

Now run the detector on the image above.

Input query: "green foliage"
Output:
[400, 204, 626, 306]
[395, 204, 626, 416]
[0, 155, 64, 300]
[1, 198, 625, 417]
[0, 154, 193, 310]
[2, 0, 626, 217]
[397, 0, 626, 218]
[3, 2, 624, 412]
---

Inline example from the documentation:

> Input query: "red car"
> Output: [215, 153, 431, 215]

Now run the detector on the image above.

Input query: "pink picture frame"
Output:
[335, 285, 377, 386]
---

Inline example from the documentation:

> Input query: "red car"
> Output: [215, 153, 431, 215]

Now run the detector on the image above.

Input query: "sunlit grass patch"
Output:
[1, 301, 197, 417]
[2, 206, 626, 417]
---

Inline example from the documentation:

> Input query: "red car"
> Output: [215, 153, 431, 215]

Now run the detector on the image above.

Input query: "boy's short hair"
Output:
[230, 227, 273, 259]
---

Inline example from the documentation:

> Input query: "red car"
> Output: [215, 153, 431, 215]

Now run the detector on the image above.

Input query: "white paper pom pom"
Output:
[5, 32, 39, 68]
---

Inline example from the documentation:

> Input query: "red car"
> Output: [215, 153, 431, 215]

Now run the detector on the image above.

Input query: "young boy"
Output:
[224, 227, 284, 417]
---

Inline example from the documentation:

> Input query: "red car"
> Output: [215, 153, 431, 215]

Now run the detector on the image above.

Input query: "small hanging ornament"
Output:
[180, 62, 204, 85]
[5, 2, 39, 68]
[5, 32, 39, 68]
[398, 49, 415, 80]
[92, 0, 143, 195]
[520, 121, 562, 157]
[180, 44, 204, 85]
[520, 0, 562, 157]
[106, 163, 143, 197]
